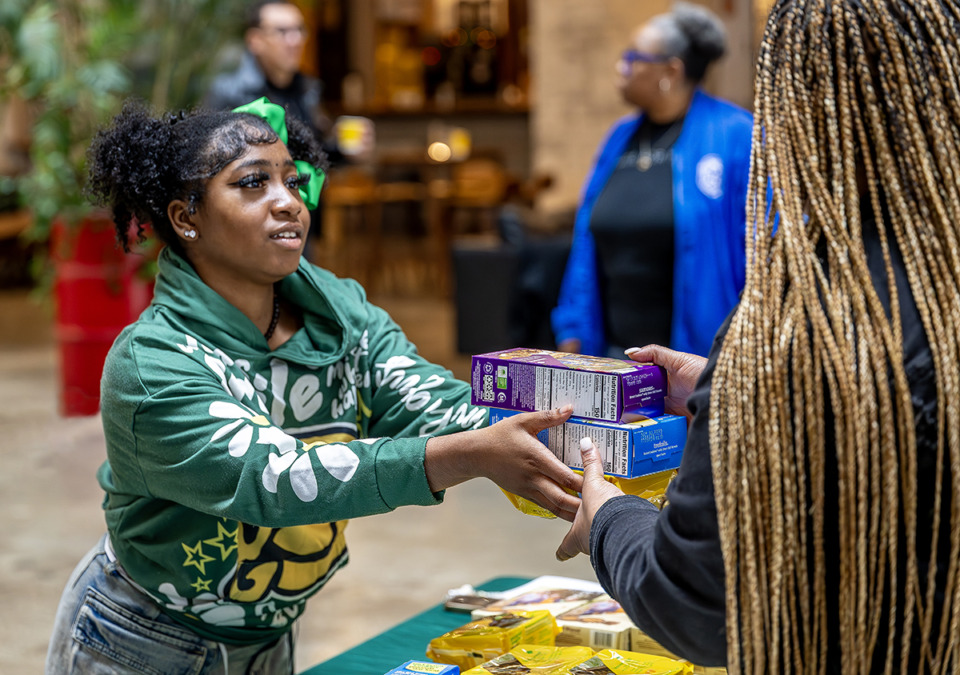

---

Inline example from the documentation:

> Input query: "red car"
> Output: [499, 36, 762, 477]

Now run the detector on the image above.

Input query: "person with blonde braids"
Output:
[556, 0, 960, 672]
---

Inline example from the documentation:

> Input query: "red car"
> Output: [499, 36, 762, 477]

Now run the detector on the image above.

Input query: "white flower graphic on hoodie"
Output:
[208, 401, 361, 502]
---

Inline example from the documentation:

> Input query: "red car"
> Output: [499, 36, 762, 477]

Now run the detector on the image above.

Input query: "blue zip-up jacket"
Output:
[551, 90, 753, 357]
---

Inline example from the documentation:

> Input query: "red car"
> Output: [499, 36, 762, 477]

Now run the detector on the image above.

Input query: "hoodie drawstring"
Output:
[219, 642, 230, 675]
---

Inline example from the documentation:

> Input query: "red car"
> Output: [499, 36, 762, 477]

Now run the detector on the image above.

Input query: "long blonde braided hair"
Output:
[709, 0, 960, 672]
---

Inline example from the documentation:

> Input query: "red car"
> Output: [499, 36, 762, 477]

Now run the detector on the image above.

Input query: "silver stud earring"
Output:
[659, 78, 671, 93]
[184, 230, 197, 239]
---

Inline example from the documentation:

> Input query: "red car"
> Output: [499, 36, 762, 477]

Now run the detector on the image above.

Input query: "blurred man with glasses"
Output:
[206, 1, 330, 149]
[206, 1, 373, 249]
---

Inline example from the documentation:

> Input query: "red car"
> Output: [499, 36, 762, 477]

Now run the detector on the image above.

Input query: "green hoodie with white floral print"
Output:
[97, 248, 488, 645]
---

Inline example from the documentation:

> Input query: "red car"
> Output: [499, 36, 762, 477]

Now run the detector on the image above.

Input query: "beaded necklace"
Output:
[264, 293, 281, 340]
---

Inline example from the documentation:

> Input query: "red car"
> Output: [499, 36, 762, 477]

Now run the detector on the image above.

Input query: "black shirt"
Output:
[589, 213, 941, 671]
[589, 117, 684, 351]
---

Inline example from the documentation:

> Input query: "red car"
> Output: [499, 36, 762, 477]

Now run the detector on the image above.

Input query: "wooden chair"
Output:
[373, 177, 431, 295]
[0, 209, 31, 240]
[429, 156, 512, 295]
[320, 163, 436, 295]
[447, 157, 510, 232]
[317, 167, 381, 289]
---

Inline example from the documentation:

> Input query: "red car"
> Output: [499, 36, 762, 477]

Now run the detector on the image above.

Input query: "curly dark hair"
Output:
[86, 100, 328, 256]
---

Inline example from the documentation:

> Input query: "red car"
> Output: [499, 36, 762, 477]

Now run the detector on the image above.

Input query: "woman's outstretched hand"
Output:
[556, 437, 625, 561]
[424, 405, 584, 521]
[625, 345, 707, 420]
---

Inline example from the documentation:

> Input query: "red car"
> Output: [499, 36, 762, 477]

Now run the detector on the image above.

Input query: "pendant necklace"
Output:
[636, 117, 685, 172]
[636, 151, 654, 172]
[264, 292, 281, 341]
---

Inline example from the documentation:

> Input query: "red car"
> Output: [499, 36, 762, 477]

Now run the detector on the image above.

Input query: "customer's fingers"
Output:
[625, 344, 675, 366]
[555, 530, 581, 561]
[555, 437, 605, 561]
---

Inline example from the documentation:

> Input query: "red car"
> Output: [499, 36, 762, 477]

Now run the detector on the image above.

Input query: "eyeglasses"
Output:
[617, 49, 671, 77]
[259, 24, 308, 41]
[620, 49, 671, 66]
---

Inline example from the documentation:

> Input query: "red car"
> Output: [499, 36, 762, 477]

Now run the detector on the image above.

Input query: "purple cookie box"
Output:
[470, 348, 666, 423]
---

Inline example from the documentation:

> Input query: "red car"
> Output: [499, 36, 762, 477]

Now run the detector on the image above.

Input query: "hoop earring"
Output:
[659, 78, 671, 93]
[184, 230, 197, 239]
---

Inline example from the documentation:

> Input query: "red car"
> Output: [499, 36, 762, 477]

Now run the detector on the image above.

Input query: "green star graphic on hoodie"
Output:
[97, 249, 488, 644]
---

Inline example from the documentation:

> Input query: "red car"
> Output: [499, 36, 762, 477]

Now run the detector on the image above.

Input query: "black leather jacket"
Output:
[204, 51, 340, 162]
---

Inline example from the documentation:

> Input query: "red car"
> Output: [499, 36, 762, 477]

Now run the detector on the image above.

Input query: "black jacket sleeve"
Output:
[589, 320, 731, 667]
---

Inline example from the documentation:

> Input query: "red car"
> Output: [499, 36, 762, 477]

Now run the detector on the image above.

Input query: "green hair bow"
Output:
[232, 97, 325, 210]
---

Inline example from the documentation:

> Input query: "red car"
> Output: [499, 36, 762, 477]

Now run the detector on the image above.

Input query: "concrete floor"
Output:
[0, 286, 595, 674]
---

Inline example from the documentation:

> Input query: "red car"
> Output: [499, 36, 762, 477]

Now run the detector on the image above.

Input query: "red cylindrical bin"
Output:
[52, 216, 154, 416]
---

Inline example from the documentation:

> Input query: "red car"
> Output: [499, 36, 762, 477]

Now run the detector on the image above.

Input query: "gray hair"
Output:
[649, 1, 727, 83]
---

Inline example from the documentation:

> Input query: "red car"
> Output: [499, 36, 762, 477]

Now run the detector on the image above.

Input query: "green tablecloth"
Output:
[300, 576, 531, 675]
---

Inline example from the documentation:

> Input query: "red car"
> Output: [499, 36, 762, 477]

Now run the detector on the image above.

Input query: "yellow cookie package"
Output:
[426, 611, 560, 670]
[503, 469, 677, 519]
[461, 645, 594, 674]
[568, 649, 693, 674]
[459, 645, 692, 674]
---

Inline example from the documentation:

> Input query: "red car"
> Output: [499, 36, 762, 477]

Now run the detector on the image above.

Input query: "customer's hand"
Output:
[556, 437, 625, 561]
[625, 345, 706, 419]
[424, 406, 584, 521]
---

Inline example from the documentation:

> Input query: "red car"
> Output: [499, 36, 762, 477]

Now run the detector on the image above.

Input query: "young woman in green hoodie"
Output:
[45, 98, 582, 674]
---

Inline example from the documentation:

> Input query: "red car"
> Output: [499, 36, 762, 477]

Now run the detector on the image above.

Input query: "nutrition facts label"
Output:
[546, 423, 630, 476]
[534, 368, 620, 421]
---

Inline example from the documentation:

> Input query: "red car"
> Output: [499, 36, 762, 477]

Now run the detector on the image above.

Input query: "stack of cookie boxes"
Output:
[470, 348, 686, 491]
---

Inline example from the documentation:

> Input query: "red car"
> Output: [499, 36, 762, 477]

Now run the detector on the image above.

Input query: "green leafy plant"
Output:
[0, 0, 244, 281]
[1, 0, 135, 244]
[129, 0, 246, 112]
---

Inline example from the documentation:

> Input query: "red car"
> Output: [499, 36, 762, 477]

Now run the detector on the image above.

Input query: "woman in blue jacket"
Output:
[552, 2, 753, 358]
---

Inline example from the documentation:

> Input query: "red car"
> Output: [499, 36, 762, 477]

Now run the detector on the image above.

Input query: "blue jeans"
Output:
[45, 535, 294, 674]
